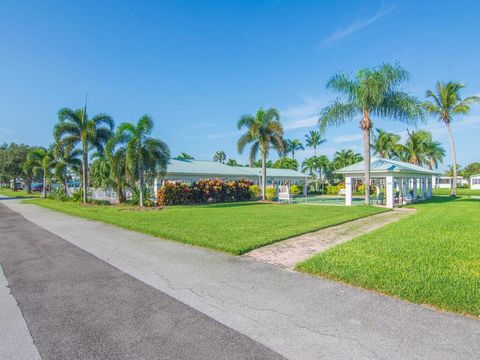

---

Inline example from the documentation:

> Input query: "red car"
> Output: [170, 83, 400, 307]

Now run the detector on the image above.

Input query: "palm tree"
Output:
[305, 130, 326, 157]
[54, 105, 114, 203]
[54, 142, 82, 194]
[213, 150, 226, 163]
[226, 158, 239, 166]
[371, 128, 401, 159]
[402, 130, 431, 166]
[175, 152, 194, 160]
[332, 149, 363, 169]
[237, 108, 284, 200]
[424, 139, 445, 170]
[319, 63, 423, 204]
[115, 115, 170, 207]
[285, 139, 304, 160]
[27, 146, 54, 198]
[422, 82, 480, 195]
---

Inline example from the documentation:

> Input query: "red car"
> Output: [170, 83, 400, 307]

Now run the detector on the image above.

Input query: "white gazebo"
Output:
[335, 158, 440, 209]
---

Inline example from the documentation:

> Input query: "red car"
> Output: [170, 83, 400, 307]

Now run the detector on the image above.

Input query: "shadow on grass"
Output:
[0, 195, 39, 200]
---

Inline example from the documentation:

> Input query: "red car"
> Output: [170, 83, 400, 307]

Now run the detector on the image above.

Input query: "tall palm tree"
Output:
[371, 128, 401, 159]
[305, 130, 326, 157]
[54, 142, 82, 194]
[237, 108, 284, 200]
[285, 139, 304, 160]
[54, 105, 114, 203]
[213, 150, 226, 163]
[115, 115, 170, 207]
[27, 146, 54, 198]
[319, 63, 423, 204]
[422, 82, 480, 195]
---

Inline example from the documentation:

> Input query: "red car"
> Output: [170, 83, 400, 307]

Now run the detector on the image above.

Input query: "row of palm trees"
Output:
[32, 105, 170, 207]
[238, 63, 478, 201]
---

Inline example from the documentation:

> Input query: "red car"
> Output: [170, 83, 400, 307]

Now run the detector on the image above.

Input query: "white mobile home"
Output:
[470, 174, 480, 190]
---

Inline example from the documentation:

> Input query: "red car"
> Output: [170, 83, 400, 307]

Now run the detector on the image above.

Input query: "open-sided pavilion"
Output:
[335, 158, 440, 208]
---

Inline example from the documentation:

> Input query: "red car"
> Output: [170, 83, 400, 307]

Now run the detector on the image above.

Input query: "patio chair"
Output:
[278, 186, 293, 203]
[404, 193, 413, 204]
[376, 192, 385, 205]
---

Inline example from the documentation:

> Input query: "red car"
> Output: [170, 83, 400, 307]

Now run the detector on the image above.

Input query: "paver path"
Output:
[244, 208, 415, 269]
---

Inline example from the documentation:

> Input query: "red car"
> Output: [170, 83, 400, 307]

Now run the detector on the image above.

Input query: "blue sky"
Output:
[1, 0, 479, 170]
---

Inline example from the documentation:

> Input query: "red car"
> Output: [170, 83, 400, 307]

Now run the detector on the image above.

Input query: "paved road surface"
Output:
[0, 203, 283, 360]
[1, 197, 480, 359]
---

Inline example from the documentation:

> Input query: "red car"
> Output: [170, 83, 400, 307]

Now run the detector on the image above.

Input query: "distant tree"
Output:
[332, 149, 363, 170]
[284, 139, 304, 160]
[226, 158, 239, 166]
[424, 138, 445, 170]
[423, 82, 480, 195]
[213, 150, 226, 163]
[237, 108, 284, 200]
[273, 157, 298, 171]
[27, 146, 55, 198]
[461, 162, 480, 179]
[320, 63, 423, 204]
[115, 115, 170, 207]
[444, 164, 463, 177]
[305, 130, 326, 157]
[399, 130, 431, 166]
[54, 105, 114, 203]
[175, 152, 194, 160]
[0, 143, 30, 190]
[252, 159, 273, 168]
[371, 128, 401, 159]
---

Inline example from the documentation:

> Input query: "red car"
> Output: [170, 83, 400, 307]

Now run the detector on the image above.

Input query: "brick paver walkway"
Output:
[244, 208, 415, 269]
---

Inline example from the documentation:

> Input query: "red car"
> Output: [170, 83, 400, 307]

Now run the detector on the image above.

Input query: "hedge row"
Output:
[157, 179, 254, 205]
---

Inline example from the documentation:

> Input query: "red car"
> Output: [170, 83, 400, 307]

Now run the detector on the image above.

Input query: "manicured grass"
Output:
[0, 189, 40, 198]
[297, 197, 480, 316]
[23, 199, 385, 255]
[433, 188, 480, 196]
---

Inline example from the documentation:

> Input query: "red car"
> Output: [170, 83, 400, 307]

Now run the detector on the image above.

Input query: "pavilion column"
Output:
[412, 178, 418, 201]
[345, 176, 353, 206]
[400, 178, 406, 204]
[386, 175, 394, 209]
[421, 177, 427, 199]
[428, 176, 433, 198]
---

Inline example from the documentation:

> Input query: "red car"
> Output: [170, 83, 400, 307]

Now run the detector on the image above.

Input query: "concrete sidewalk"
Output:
[2, 198, 479, 360]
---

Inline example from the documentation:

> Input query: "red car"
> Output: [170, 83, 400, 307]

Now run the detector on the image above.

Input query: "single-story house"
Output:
[335, 158, 440, 209]
[433, 176, 468, 189]
[470, 174, 480, 190]
[154, 159, 308, 192]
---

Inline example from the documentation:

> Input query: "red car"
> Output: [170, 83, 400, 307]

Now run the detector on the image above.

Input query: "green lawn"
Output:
[297, 197, 480, 316]
[23, 199, 385, 255]
[0, 189, 40, 198]
[433, 188, 480, 196]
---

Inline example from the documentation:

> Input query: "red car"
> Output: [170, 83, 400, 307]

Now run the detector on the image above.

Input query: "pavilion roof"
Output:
[334, 158, 441, 176]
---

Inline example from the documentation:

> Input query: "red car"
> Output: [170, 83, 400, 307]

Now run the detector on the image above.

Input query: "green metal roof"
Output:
[165, 159, 307, 179]
[334, 158, 440, 175]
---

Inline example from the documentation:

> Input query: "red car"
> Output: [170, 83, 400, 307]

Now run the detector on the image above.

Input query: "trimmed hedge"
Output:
[157, 179, 254, 205]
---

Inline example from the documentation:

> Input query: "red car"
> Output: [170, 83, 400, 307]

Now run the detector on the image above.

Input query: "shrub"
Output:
[157, 179, 254, 206]
[265, 187, 277, 201]
[326, 185, 340, 195]
[249, 185, 261, 199]
[72, 189, 83, 202]
[48, 187, 69, 202]
[290, 184, 302, 196]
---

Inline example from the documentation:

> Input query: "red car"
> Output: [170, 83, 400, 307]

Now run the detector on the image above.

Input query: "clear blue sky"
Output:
[1, 0, 479, 170]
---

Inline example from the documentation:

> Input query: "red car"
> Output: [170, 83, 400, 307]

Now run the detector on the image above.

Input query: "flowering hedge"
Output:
[157, 179, 254, 205]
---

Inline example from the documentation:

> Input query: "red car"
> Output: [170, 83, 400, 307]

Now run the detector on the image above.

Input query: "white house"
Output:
[470, 174, 480, 190]
[433, 176, 468, 189]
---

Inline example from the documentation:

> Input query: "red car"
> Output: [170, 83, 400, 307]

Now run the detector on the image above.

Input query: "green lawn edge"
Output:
[21, 198, 386, 255]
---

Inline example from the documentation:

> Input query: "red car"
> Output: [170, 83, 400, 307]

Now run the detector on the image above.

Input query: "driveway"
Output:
[1, 198, 479, 359]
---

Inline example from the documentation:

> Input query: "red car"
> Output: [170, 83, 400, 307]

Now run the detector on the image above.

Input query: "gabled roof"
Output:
[334, 158, 440, 176]
[165, 159, 307, 179]
[470, 174, 480, 178]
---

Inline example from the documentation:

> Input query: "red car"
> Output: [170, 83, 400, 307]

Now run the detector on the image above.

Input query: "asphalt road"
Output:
[0, 203, 283, 360]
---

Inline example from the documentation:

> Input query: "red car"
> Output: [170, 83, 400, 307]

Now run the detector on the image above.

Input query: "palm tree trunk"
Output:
[82, 145, 88, 203]
[139, 166, 144, 207]
[261, 153, 267, 200]
[361, 110, 371, 205]
[314, 146, 317, 158]
[42, 169, 46, 198]
[445, 121, 457, 196]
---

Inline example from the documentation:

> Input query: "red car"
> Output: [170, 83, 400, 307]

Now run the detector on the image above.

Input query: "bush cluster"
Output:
[157, 179, 254, 205]
[326, 183, 345, 195]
